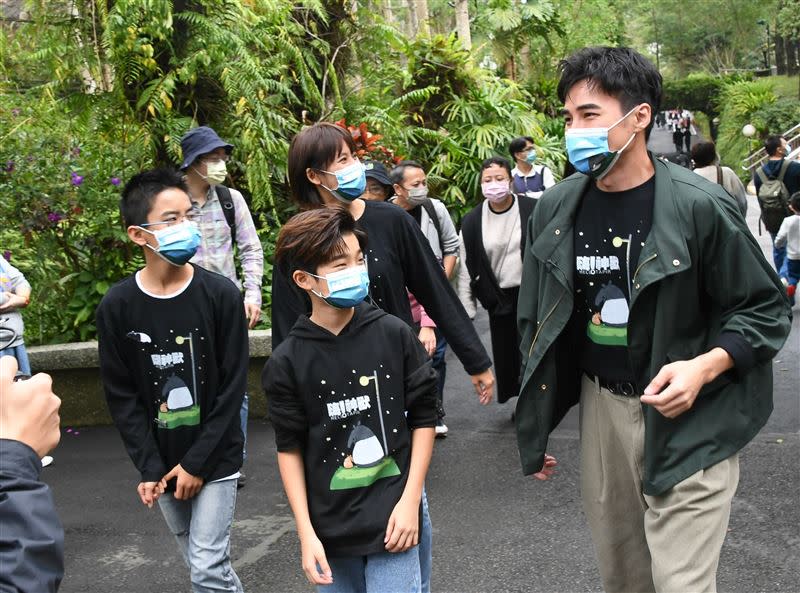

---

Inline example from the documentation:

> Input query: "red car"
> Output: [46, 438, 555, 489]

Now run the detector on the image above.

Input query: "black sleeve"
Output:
[398, 213, 492, 375]
[263, 352, 307, 451]
[401, 326, 439, 429]
[0, 440, 64, 593]
[181, 283, 248, 477]
[96, 299, 166, 482]
[270, 263, 310, 349]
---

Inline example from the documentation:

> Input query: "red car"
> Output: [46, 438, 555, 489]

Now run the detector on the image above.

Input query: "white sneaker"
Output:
[435, 421, 448, 437]
[41, 455, 54, 467]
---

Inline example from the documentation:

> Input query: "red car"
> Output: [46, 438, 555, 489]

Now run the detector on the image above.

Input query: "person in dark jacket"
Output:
[753, 134, 800, 279]
[264, 207, 438, 591]
[272, 123, 494, 593]
[0, 355, 64, 593]
[517, 46, 791, 593]
[456, 157, 536, 405]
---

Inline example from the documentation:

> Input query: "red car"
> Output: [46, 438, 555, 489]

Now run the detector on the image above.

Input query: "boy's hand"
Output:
[418, 327, 436, 356]
[299, 533, 333, 585]
[470, 368, 494, 405]
[384, 495, 420, 553]
[163, 464, 203, 500]
[137, 481, 166, 508]
[532, 454, 558, 481]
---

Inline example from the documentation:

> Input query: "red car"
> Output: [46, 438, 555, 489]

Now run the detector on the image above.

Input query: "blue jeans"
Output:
[158, 479, 243, 593]
[240, 393, 249, 462]
[319, 546, 421, 593]
[420, 489, 432, 593]
[0, 343, 31, 375]
[786, 258, 800, 304]
[770, 233, 789, 279]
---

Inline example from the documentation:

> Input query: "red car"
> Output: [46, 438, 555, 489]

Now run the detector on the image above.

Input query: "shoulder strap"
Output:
[215, 185, 236, 245]
[755, 166, 769, 184]
[777, 158, 791, 182]
[716, 165, 722, 185]
[421, 199, 444, 255]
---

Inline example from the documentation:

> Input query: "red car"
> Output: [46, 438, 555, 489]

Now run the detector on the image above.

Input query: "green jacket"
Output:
[515, 156, 792, 495]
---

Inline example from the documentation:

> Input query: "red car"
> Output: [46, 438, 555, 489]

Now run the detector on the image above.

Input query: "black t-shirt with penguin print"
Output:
[573, 176, 655, 382]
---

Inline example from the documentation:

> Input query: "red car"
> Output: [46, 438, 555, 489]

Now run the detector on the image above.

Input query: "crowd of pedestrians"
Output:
[0, 45, 795, 593]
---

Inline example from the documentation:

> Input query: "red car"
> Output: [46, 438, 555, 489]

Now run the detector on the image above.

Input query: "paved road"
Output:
[47, 198, 798, 593]
[647, 118, 704, 160]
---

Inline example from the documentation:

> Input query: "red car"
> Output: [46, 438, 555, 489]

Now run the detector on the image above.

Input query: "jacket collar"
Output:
[530, 154, 691, 294]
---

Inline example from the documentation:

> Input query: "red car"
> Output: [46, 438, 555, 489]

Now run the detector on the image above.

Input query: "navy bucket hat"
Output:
[363, 160, 392, 186]
[180, 126, 234, 170]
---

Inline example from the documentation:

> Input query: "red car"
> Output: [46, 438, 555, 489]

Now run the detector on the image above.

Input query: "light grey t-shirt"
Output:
[0, 258, 30, 348]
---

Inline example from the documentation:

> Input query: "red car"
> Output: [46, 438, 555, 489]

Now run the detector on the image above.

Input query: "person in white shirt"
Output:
[509, 136, 555, 200]
[775, 192, 800, 304]
[691, 141, 748, 217]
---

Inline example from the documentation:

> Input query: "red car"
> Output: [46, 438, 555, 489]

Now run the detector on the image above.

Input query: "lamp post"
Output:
[742, 124, 757, 174]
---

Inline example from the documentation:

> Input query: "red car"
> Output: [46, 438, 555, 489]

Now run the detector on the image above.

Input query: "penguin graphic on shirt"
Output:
[587, 282, 629, 346]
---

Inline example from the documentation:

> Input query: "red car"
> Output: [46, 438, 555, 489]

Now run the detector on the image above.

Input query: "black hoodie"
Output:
[263, 302, 438, 557]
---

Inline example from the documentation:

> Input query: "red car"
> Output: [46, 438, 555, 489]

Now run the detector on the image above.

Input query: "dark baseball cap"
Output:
[180, 126, 233, 170]
[363, 160, 392, 186]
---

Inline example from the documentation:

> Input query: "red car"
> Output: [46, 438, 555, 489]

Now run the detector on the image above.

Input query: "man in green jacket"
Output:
[516, 46, 792, 593]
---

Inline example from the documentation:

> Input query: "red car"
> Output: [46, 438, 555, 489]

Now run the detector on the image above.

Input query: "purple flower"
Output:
[70, 172, 84, 186]
[2, 251, 10, 262]
[4, 160, 14, 173]
[110, 177, 121, 186]
[47, 212, 63, 224]
[11, 108, 20, 117]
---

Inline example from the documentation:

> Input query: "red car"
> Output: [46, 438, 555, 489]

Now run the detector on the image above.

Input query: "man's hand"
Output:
[532, 454, 558, 481]
[244, 302, 261, 329]
[137, 480, 166, 508]
[384, 495, 420, 553]
[418, 327, 436, 357]
[0, 356, 61, 457]
[640, 348, 733, 419]
[299, 532, 333, 585]
[162, 464, 204, 500]
[470, 368, 494, 405]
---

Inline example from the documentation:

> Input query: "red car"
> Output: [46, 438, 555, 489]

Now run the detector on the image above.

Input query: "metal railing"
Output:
[743, 122, 800, 175]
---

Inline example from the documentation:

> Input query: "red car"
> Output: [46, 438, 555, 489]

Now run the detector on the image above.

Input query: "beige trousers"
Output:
[579, 374, 740, 593]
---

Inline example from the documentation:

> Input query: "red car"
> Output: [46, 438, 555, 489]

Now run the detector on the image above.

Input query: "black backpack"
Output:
[215, 185, 237, 244]
[755, 160, 792, 235]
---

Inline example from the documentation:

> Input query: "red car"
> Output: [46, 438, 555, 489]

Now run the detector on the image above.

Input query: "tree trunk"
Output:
[787, 40, 799, 76]
[400, 0, 417, 37]
[414, 0, 430, 36]
[383, 0, 394, 23]
[455, 0, 471, 49]
[775, 34, 787, 75]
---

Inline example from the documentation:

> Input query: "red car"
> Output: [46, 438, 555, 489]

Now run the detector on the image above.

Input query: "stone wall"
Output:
[27, 330, 272, 426]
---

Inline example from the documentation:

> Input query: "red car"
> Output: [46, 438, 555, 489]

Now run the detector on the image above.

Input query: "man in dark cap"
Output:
[180, 126, 264, 489]
[362, 160, 394, 201]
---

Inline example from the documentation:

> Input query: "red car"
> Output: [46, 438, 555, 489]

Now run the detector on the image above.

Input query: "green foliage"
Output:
[715, 79, 778, 175]
[750, 99, 800, 137]
[662, 73, 751, 118]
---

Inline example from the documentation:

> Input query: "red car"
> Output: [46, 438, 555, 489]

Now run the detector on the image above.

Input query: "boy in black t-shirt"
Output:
[96, 168, 247, 592]
[263, 207, 437, 592]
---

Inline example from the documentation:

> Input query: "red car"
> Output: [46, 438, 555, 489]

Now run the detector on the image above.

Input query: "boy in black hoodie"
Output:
[263, 207, 438, 592]
[96, 168, 247, 592]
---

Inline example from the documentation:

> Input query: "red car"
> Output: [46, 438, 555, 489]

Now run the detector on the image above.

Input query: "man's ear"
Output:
[393, 183, 403, 196]
[292, 269, 315, 291]
[635, 103, 652, 132]
[127, 225, 149, 246]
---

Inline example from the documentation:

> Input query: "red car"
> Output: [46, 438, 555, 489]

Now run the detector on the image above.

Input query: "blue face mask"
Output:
[320, 161, 367, 202]
[564, 105, 639, 180]
[524, 150, 537, 164]
[310, 265, 370, 308]
[140, 221, 202, 266]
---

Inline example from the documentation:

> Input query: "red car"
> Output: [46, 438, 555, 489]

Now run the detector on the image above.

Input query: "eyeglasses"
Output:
[140, 210, 203, 228]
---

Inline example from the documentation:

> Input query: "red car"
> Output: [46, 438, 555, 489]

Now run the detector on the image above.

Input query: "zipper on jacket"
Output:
[632, 252, 658, 285]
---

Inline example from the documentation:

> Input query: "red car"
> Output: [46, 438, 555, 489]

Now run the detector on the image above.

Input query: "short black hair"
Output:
[288, 123, 358, 208]
[509, 136, 535, 158]
[480, 156, 512, 177]
[120, 168, 188, 228]
[389, 160, 425, 186]
[764, 135, 785, 157]
[557, 46, 662, 140]
[691, 141, 717, 168]
[275, 206, 367, 277]
[790, 192, 800, 211]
